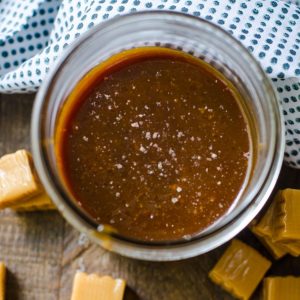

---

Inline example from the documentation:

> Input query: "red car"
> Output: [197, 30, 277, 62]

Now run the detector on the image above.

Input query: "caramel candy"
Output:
[272, 189, 300, 242]
[0, 263, 6, 300]
[280, 241, 300, 257]
[209, 239, 271, 300]
[252, 189, 300, 257]
[0, 150, 42, 208]
[251, 201, 287, 259]
[252, 232, 287, 260]
[10, 193, 56, 211]
[0, 150, 55, 211]
[263, 277, 300, 300]
[71, 272, 126, 300]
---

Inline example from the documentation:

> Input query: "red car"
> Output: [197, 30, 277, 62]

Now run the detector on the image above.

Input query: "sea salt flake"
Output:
[243, 152, 250, 159]
[169, 148, 176, 157]
[115, 164, 123, 169]
[177, 131, 184, 138]
[145, 132, 151, 140]
[152, 132, 159, 139]
[139, 145, 147, 153]
[176, 187, 182, 192]
[171, 197, 179, 204]
[211, 153, 218, 159]
[131, 122, 139, 128]
[183, 234, 192, 240]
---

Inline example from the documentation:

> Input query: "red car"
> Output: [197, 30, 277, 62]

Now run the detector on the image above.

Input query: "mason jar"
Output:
[31, 11, 284, 261]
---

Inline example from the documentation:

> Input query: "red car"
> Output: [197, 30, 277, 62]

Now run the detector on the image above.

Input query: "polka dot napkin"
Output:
[0, 0, 300, 168]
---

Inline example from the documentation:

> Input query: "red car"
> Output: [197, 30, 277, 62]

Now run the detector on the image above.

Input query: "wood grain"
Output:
[0, 93, 299, 300]
[0, 93, 65, 300]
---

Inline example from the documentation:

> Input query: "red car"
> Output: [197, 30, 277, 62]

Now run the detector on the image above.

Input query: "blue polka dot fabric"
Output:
[0, 0, 300, 168]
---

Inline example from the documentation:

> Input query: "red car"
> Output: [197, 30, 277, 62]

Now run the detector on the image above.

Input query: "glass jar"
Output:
[31, 11, 284, 261]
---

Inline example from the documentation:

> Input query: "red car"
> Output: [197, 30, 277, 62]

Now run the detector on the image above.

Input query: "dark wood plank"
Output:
[0, 93, 65, 300]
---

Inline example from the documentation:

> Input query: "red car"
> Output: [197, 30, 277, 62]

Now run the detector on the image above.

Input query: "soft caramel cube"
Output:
[209, 239, 271, 300]
[0, 150, 42, 208]
[0, 263, 6, 300]
[263, 277, 300, 300]
[252, 230, 287, 260]
[251, 201, 287, 259]
[254, 195, 279, 238]
[280, 241, 300, 257]
[272, 189, 300, 242]
[252, 190, 300, 257]
[71, 272, 126, 300]
[10, 193, 56, 211]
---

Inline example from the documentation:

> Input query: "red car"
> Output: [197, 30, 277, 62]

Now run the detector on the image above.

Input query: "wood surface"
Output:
[0, 93, 299, 300]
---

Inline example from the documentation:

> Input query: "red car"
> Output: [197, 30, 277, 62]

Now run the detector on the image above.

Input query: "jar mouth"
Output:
[31, 11, 284, 259]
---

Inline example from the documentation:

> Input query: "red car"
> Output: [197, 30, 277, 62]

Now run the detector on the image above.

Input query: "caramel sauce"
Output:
[56, 48, 251, 241]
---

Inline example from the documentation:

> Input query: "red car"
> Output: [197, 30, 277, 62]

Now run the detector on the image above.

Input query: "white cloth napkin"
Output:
[0, 0, 300, 168]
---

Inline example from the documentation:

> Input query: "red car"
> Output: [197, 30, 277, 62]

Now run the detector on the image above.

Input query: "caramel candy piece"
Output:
[252, 232, 287, 260]
[280, 241, 300, 257]
[263, 277, 300, 300]
[272, 189, 300, 242]
[0, 150, 55, 211]
[0, 262, 6, 300]
[0, 150, 42, 208]
[10, 193, 56, 211]
[71, 272, 126, 300]
[252, 190, 300, 257]
[209, 239, 271, 300]
[251, 201, 287, 259]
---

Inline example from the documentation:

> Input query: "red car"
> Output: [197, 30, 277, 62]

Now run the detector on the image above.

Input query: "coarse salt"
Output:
[145, 132, 151, 140]
[139, 145, 147, 153]
[171, 197, 178, 204]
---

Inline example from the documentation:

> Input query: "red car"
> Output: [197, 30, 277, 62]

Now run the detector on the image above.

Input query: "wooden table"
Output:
[0, 93, 299, 300]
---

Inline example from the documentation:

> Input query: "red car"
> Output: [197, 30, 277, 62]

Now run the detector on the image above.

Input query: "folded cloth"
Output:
[0, 0, 299, 168]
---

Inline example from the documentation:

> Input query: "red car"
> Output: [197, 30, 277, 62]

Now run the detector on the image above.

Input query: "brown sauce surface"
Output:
[56, 48, 251, 242]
